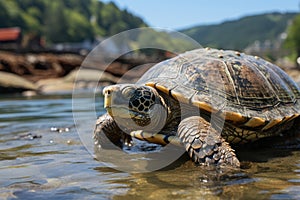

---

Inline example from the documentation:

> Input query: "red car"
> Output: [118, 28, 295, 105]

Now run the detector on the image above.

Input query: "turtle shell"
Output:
[137, 48, 300, 128]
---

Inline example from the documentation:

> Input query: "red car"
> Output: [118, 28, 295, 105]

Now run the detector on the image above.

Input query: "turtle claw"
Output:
[123, 134, 133, 147]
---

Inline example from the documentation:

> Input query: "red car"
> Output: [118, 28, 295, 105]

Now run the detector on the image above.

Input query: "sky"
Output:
[101, 0, 300, 30]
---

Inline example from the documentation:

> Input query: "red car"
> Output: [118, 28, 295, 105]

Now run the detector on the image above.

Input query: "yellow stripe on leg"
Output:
[130, 131, 181, 146]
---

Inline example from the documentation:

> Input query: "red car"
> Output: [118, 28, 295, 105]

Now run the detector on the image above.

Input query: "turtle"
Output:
[94, 48, 300, 167]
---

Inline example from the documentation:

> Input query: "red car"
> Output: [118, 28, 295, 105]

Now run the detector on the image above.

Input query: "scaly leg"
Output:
[178, 116, 240, 167]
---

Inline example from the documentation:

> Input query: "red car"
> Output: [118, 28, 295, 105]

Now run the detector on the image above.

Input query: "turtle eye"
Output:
[122, 87, 135, 99]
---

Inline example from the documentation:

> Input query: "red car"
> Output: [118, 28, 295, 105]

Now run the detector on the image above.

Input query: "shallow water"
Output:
[0, 94, 299, 199]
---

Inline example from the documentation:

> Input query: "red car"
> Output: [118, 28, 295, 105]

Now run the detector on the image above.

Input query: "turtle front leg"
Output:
[178, 116, 240, 167]
[93, 113, 133, 149]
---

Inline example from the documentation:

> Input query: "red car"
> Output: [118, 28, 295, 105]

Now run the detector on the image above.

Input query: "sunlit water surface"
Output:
[0, 94, 299, 200]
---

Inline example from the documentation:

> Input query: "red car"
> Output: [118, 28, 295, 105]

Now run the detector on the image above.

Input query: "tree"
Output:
[0, 0, 24, 28]
[0, 1, 12, 28]
[65, 10, 93, 42]
[62, 0, 92, 19]
[285, 14, 300, 66]
[21, 7, 41, 34]
[44, 1, 69, 43]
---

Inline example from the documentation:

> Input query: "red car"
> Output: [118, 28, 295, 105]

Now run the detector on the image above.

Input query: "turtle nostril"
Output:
[103, 89, 111, 96]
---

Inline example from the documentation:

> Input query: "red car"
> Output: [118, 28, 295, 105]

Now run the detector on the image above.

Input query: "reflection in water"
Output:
[94, 151, 300, 200]
[0, 95, 299, 199]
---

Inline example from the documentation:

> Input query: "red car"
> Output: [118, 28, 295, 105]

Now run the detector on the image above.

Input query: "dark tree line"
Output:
[285, 13, 300, 65]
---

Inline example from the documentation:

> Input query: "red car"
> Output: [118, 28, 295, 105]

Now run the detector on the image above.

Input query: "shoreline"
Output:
[0, 50, 299, 96]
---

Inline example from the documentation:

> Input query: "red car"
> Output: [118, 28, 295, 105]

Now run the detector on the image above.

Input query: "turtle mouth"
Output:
[105, 106, 147, 120]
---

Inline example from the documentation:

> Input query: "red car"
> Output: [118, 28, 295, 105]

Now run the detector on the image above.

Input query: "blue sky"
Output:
[102, 0, 300, 29]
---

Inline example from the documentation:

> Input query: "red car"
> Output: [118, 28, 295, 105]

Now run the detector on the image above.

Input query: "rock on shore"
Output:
[0, 71, 37, 93]
[0, 51, 83, 82]
[36, 69, 119, 94]
[0, 51, 157, 94]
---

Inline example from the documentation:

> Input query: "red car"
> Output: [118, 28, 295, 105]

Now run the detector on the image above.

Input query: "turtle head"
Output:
[103, 84, 168, 131]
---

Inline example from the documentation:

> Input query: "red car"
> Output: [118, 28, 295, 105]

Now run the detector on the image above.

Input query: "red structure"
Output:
[0, 27, 21, 42]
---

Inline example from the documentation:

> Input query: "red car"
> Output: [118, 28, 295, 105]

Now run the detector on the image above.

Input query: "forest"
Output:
[0, 0, 147, 43]
[181, 12, 297, 50]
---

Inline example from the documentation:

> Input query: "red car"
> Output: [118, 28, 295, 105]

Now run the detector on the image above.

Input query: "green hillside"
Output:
[2, 1, 298, 54]
[0, 0, 147, 43]
[181, 12, 297, 50]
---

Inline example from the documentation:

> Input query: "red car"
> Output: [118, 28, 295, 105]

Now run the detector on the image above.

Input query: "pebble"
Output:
[16, 132, 42, 140]
[50, 126, 71, 133]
